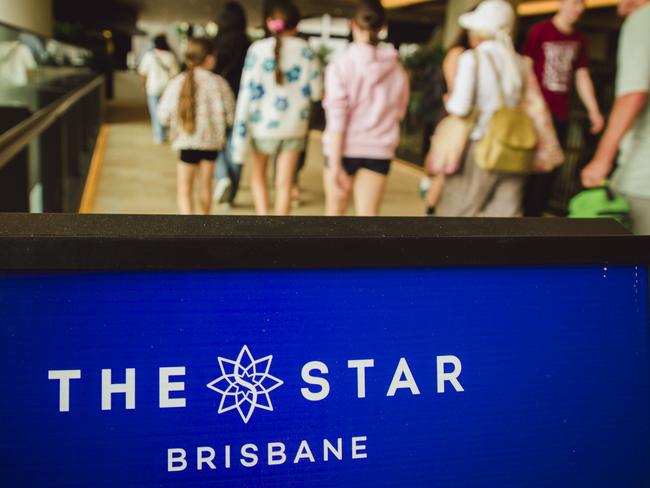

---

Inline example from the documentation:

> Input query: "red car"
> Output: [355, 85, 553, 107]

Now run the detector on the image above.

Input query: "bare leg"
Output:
[251, 150, 270, 216]
[177, 162, 197, 215]
[274, 151, 300, 216]
[426, 176, 446, 210]
[324, 167, 352, 216]
[353, 169, 387, 217]
[198, 160, 216, 215]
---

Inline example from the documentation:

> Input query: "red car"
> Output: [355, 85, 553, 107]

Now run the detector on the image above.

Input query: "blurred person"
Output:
[0, 37, 37, 87]
[212, 1, 252, 207]
[422, 19, 473, 216]
[436, 0, 529, 217]
[139, 35, 179, 144]
[323, 0, 410, 217]
[581, 0, 650, 234]
[158, 38, 235, 215]
[18, 32, 48, 64]
[522, 0, 604, 216]
[231, 0, 322, 216]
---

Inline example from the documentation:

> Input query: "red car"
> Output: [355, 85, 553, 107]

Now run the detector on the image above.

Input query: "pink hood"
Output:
[323, 42, 410, 160]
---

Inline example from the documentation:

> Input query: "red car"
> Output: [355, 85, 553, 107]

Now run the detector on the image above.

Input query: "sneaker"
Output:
[419, 177, 432, 200]
[213, 178, 232, 205]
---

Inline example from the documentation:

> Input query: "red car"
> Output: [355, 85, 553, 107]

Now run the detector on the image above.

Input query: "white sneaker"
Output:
[213, 178, 232, 205]
[419, 177, 432, 200]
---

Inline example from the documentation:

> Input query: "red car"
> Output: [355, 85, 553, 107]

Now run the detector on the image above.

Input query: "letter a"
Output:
[387, 358, 420, 396]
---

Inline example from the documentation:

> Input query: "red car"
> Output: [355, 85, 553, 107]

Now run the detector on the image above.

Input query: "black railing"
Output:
[0, 76, 104, 213]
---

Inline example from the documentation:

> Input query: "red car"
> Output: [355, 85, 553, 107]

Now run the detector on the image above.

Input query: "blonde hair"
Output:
[179, 38, 212, 134]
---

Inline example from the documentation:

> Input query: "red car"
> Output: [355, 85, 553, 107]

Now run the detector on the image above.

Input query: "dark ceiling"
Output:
[117, 0, 446, 26]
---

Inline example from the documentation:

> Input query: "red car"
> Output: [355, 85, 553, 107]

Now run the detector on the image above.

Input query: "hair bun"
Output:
[363, 12, 377, 23]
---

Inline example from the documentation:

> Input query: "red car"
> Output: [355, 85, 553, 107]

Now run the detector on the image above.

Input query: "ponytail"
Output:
[178, 38, 212, 135]
[267, 1, 300, 86]
[354, 0, 386, 47]
[179, 66, 197, 134]
[274, 32, 284, 85]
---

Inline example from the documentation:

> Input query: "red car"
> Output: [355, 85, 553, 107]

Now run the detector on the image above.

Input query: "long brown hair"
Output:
[179, 38, 212, 134]
[354, 0, 386, 46]
[268, 0, 300, 85]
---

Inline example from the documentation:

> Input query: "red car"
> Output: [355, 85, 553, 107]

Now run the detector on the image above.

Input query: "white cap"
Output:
[458, 0, 516, 35]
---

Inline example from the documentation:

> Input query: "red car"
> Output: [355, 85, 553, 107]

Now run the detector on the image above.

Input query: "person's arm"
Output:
[170, 56, 180, 78]
[156, 78, 176, 127]
[575, 68, 604, 134]
[445, 52, 476, 117]
[323, 62, 352, 193]
[218, 77, 236, 128]
[309, 54, 323, 103]
[442, 46, 464, 94]
[581, 91, 648, 187]
[230, 48, 257, 165]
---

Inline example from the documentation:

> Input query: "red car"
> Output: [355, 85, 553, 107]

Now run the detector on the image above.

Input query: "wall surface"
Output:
[0, 0, 53, 37]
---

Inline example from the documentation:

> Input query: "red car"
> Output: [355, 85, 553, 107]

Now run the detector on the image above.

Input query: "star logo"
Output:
[207, 346, 284, 424]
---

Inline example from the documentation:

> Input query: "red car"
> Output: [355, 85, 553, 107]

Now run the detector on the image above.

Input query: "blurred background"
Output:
[0, 0, 624, 215]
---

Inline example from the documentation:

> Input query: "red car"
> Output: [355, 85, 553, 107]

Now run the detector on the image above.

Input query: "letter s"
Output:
[301, 361, 330, 401]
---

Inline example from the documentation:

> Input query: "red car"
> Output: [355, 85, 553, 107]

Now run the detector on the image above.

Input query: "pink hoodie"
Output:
[323, 42, 410, 160]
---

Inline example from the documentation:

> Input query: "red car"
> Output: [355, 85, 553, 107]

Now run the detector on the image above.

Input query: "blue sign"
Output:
[1, 266, 649, 487]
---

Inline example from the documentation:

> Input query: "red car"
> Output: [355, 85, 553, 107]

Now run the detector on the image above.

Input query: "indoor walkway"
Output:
[91, 72, 426, 216]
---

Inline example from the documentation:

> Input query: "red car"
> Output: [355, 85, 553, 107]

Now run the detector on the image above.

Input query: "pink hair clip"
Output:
[268, 19, 286, 33]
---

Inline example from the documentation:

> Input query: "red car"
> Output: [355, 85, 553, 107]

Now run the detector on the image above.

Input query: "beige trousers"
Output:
[437, 142, 525, 218]
[624, 194, 650, 235]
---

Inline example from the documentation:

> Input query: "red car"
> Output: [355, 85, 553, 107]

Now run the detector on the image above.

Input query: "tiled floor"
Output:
[93, 72, 427, 216]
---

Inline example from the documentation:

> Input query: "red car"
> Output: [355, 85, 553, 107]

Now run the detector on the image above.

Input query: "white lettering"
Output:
[224, 445, 231, 469]
[323, 438, 343, 461]
[168, 448, 187, 472]
[240, 443, 258, 467]
[48, 370, 81, 412]
[387, 358, 420, 396]
[268, 442, 287, 466]
[437, 356, 464, 393]
[160, 367, 186, 408]
[197, 447, 216, 471]
[102, 369, 136, 411]
[348, 359, 374, 398]
[301, 361, 330, 401]
[351, 436, 368, 459]
[293, 440, 316, 463]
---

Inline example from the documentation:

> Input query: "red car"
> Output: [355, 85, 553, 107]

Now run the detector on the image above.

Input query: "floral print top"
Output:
[231, 36, 323, 164]
[158, 69, 235, 152]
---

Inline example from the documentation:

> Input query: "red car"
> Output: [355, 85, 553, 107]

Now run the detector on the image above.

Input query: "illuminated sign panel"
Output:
[1, 266, 648, 487]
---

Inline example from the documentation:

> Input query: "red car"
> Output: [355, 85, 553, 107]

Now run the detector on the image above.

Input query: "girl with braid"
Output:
[231, 0, 322, 216]
[158, 38, 235, 215]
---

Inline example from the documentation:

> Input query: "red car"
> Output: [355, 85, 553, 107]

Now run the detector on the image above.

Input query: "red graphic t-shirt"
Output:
[523, 20, 589, 121]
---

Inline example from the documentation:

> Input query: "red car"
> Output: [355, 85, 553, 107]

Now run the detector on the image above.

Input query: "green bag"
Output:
[568, 186, 632, 229]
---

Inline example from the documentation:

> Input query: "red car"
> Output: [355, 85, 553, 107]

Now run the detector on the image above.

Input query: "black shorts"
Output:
[180, 150, 219, 165]
[337, 158, 392, 177]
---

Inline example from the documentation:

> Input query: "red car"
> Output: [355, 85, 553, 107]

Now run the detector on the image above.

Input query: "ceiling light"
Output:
[383, 0, 432, 8]
[517, 0, 618, 16]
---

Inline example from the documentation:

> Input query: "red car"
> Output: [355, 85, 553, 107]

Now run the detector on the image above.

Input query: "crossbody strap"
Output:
[469, 49, 480, 111]
[483, 52, 507, 109]
[152, 51, 171, 74]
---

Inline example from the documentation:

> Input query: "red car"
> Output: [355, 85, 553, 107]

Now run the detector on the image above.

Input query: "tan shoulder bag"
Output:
[474, 53, 537, 174]
[425, 50, 480, 176]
